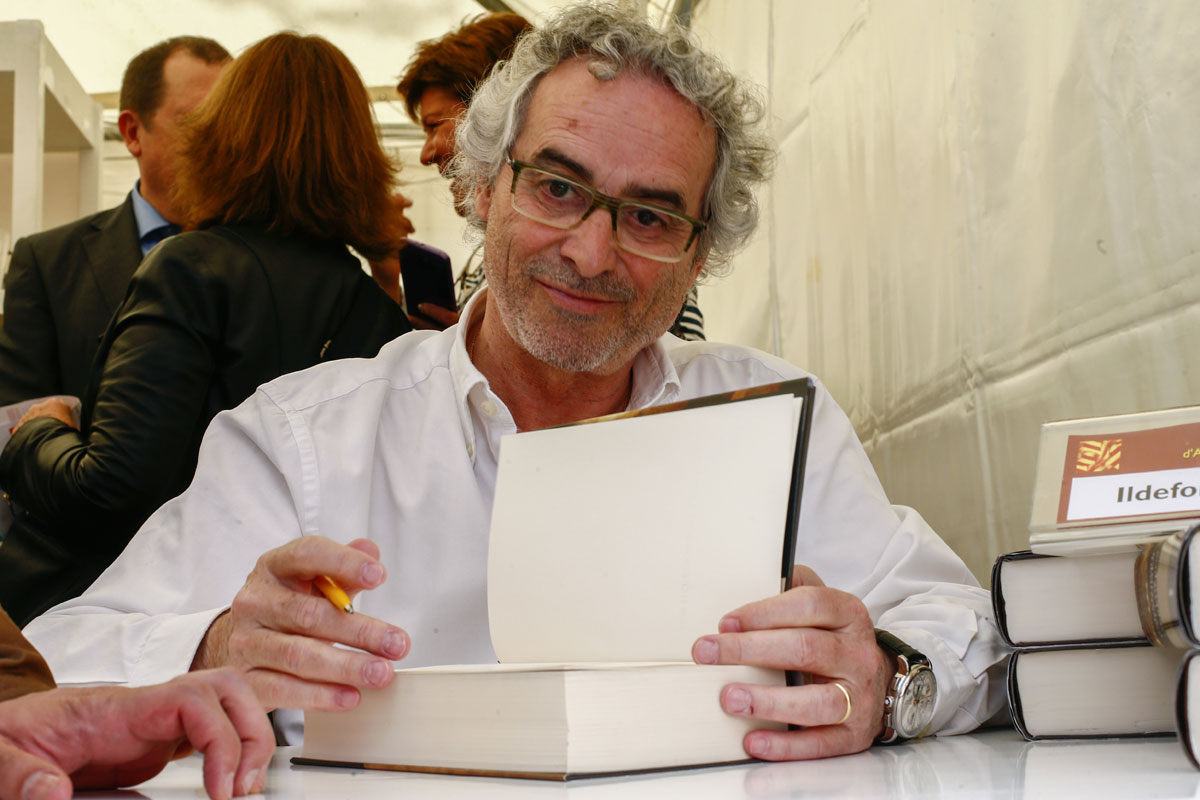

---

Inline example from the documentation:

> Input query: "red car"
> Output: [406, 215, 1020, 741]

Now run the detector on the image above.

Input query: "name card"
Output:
[1059, 421, 1200, 524]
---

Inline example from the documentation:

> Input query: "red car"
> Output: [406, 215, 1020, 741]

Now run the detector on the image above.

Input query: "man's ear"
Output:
[687, 246, 709, 285]
[474, 183, 493, 222]
[117, 110, 143, 158]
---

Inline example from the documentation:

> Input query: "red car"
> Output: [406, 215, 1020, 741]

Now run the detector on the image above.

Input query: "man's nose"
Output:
[559, 207, 618, 278]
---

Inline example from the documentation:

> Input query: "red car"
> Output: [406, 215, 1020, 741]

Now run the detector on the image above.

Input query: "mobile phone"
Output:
[398, 240, 458, 326]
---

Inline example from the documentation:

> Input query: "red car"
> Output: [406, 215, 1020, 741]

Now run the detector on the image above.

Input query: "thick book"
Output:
[1009, 643, 1185, 740]
[993, 522, 1200, 647]
[1176, 651, 1200, 768]
[297, 379, 815, 779]
[1027, 405, 1200, 555]
[297, 662, 784, 779]
[992, 550, 1145, 646]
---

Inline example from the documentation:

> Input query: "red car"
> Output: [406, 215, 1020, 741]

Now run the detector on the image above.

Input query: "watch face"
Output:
[894, 666, 937, 737]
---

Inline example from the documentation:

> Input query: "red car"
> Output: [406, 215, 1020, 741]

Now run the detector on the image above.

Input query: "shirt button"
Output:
[480, 400, 497, 416]
[466, 442, 474, 458]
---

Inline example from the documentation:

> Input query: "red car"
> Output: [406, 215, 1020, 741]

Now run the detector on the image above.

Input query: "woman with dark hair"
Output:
[0, 33, 412, 626]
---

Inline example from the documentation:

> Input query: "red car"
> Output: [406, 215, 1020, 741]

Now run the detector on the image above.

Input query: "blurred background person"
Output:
[0, 32, 412, 626]
[0, 36, 228, 406]
[0, 604, 272, 800]
[393, 11, 704, 339]
[393, 12, 525, 327]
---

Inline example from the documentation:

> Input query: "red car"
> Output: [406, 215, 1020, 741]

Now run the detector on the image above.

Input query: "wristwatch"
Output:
[875, 629, 937, 744]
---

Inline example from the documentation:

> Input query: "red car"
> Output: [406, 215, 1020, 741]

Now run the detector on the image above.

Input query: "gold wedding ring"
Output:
[833, 682, 852, 725]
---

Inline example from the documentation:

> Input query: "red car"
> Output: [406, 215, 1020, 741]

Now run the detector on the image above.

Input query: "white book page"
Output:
[488, 393, 800, 663]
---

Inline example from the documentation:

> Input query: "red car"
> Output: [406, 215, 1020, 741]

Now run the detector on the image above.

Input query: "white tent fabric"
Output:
[692, 0, 1200, 580]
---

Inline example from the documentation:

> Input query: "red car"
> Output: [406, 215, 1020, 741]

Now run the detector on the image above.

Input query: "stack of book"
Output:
[991, 404, 1200, 766]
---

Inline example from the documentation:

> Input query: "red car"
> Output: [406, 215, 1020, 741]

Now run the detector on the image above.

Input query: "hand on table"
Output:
[192, 537, 409, 712]
[0, 668, 273, 800]
[692, 565, 895, 760]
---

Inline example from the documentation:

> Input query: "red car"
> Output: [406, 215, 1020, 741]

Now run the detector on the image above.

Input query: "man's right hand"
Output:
[191, 537, 409, 712]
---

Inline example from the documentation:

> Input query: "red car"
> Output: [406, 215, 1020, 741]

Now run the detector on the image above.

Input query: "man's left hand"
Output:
[691, 565, 895, 760]
[0, 668, 273, 800]
[15, 398, 77, 431]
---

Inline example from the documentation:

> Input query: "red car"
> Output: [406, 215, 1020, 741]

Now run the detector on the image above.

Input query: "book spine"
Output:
[1177, 651, 1200, 769]
[1134, 526, 1195, 648]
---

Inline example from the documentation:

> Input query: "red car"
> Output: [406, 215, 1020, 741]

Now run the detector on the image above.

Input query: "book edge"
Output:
[289, 755, 762, 781]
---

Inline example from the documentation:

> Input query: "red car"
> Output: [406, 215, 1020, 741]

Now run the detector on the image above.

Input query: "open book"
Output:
[297, 379, 815, 780]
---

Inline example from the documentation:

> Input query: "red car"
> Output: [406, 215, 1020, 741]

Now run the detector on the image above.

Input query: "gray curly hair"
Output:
[448, 2, 774, 278]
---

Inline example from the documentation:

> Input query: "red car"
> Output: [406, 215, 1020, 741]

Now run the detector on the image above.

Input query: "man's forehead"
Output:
[515, 58, 716, 211]
[158, 50, 221, 112]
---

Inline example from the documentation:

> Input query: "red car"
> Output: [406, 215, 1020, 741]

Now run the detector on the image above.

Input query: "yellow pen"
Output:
[315, 574, 355, 614]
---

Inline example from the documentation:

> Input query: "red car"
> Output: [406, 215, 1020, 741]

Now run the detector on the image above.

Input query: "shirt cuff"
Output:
[129, 606, 230, 687]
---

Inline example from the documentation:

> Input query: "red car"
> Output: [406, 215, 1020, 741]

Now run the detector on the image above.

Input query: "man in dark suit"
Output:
[0, 37, 229, 405]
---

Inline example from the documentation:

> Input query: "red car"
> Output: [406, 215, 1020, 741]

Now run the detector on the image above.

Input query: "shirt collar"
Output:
[447, 288, 685, 463]
[448, 290, 498, 465]
[130, 180, 171, 242]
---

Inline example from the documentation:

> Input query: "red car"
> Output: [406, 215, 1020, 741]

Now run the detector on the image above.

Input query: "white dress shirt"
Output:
[25, 291, 1008, 740]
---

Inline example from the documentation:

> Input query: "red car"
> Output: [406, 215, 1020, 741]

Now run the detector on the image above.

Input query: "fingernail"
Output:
[383, 629, 408, 659]
[694, 637, 718, 664]
[221, 770, 235, 800]
[745, 733, 771, 758]
[335, 687, 360, 709]
[361, 562, 384, 587]
[240, 769, 259, 796]
[726, 687, 751, 714]
[718, 616, 743, 633]
[21, 772, 65, 800]
[364, 660, 390, 687]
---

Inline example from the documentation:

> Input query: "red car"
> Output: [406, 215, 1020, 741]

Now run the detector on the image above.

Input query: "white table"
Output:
[78, 729, 1200, 799]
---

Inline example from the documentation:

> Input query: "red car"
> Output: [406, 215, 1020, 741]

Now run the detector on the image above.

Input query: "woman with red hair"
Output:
[0, 33, 412, 626]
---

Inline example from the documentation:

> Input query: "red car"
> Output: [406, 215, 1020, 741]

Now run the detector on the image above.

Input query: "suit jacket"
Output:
[0, 605, 55, 702]
[0, 223, 412, 626]
[0, 194, 142, 405]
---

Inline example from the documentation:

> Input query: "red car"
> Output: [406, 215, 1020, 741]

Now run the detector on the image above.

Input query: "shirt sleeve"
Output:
[794, 378, 1010, 735]
[0, 606, 55, 701]
[22, 389, 309, 688]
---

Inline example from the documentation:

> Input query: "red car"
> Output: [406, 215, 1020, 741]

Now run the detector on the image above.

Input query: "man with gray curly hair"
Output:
[28, 3, 1005, 761]
[450, 6, 772, 279]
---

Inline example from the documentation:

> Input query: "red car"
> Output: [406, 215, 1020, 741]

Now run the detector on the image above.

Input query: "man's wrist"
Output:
[874, 642, 897, 741]
[190, 610, 231, 671]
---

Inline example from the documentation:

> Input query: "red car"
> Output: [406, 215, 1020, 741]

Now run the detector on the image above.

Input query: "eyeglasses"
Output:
[505, 153, 707, 263]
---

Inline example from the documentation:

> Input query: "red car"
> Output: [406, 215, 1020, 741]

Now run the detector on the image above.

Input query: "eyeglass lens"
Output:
[512, 165, 696, 261]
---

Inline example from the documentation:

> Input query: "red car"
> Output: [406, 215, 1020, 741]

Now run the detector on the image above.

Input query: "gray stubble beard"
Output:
[490, 255, 689, 374]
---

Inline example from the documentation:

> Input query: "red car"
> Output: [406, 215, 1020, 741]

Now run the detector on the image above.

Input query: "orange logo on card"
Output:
[1076, 439, 1122, 473]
